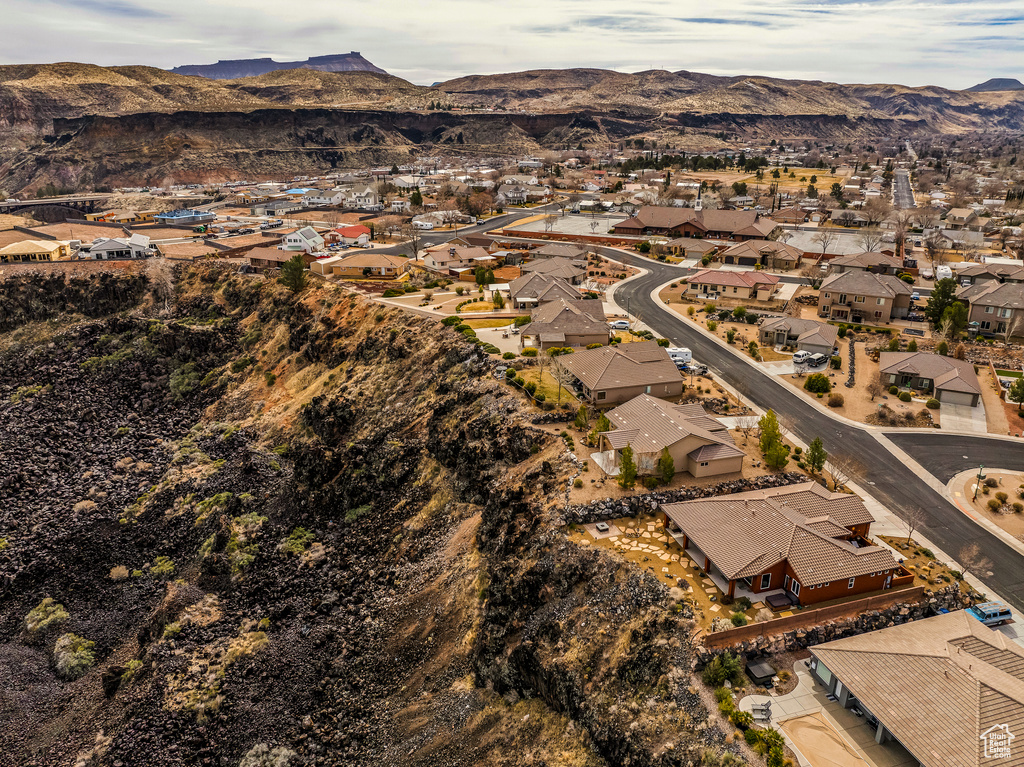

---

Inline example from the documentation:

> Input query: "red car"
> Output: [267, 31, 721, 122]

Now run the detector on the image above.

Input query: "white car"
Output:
[792, 351, 812, 364]
[608, 320, 630, 330]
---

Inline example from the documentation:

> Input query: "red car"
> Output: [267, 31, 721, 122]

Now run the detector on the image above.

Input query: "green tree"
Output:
[936, 339, 949, 356]
[410, 189, 423, 207]
[657, 447, 675, 484]
[758, 409, 782, 455]
[1010, 377, 1024, 414]
[492, 291, 505, 309]
[942, 302, 968, 337]
[618, 444, 637, 490]
[830, 182, 845, 202]
[731, 181, 748, 197]
[765, 442, 790, 471]
[806, 437, 827, 475]
[907, 339, 918, 352]
[804, 373, 832, 393]
[810, 174, 817, 184]
[596, 412, 611, 433]
[574, 404, 589, 430]
[924, 278, 957, 325]
[279, 255, 307, 293]
[806, 184, 818, 198]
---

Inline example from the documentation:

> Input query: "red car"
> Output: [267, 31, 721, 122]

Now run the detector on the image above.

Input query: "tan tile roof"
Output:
[661, 482, 889, 584]
[831, 250, 902, 269]
[509, 273, 581, 303]
[720, 239, 803, 260]
[555, 341, 681, 393]
[333, 252, 409, 270]
[820, 270, 913, 297]
[532, 243, 587, 259]
[599, 394, 739, 458]
[246, 246, 291, 264]
[811, 610, 1024, 767]
[957, 281, 1024, 310]
[522, 257, 587, 281]
[521, 299, 607, 338]
[878, 352, 981, 395]
[760, 316, 838, 347]
[688, 268, 780, 289]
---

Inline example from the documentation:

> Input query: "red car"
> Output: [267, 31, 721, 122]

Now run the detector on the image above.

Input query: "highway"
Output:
[603, 251, 1024, 610]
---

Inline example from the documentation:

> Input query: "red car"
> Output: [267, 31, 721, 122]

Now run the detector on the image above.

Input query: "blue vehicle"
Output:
[966, 601, 1012, 627]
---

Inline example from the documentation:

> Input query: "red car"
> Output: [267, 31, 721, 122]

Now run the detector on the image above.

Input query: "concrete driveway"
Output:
[940, 402, 987, 434]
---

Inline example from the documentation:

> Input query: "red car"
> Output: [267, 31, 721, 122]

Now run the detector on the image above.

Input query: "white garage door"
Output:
[938, 389, 976, 406]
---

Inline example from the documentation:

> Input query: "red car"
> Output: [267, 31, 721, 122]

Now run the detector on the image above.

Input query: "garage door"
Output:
[938, 389, 976, 406]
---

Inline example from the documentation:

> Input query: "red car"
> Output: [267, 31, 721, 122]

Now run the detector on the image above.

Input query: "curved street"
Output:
[604, 250, 1024, 610]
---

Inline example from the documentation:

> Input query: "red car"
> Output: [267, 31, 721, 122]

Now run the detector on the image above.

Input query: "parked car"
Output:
[807, 353, 829, 367]
[608, 320, 630, 330]
[967, 601, 1012, 627]
[792, 350, 812, 364]
[683, 363, 708, 376]
[910, 291, 920, 301]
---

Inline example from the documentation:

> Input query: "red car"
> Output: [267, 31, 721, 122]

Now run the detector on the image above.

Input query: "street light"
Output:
[973, 465, 986, 501]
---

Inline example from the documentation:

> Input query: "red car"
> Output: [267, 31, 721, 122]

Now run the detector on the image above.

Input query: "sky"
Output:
[2, 0, 1023, 89]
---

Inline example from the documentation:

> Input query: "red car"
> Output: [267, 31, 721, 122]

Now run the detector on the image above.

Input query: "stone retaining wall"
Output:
[565, 472, 806, 524]
[693, 585, 970, 664]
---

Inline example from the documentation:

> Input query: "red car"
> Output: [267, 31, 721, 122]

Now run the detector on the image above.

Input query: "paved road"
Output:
[894, 169, 916, 210]
[605, 251, 1024, 609]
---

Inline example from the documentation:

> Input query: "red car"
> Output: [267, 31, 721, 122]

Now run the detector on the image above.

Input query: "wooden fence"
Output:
[700, 586, 926, 649]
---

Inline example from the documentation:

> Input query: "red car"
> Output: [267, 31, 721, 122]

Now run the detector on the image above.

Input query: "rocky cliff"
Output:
[0, 264, 740, 767]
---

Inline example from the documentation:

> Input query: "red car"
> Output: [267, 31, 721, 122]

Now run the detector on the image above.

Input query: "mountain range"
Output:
[1, 61, 1023, 193]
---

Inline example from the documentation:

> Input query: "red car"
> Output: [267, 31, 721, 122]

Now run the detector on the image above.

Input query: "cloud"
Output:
[0, 0, 1021, 90]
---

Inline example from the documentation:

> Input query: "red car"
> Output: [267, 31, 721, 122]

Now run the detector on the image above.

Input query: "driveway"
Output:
[940, 402, 988, 434]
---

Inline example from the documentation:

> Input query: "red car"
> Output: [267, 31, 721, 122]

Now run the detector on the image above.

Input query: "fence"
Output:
[700, 586, 926, 649]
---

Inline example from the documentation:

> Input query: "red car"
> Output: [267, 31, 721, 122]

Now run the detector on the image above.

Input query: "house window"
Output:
[981, 321, 991, 330]
[760, 573, 771, 590]
[645, 386, 652, 394]
[791, 581, 801, 597]
[1000, 308, 1012, 318]
[985, 306, 994, 313]
[876, 298, 885, 305]
[854, 296, 865, 303]
[874, 311, 882, 318]
[823, 292, 831, 299]
[596, 391, 606, 401]
[848, 577, 856, 589]
[700, 461, 709, 467]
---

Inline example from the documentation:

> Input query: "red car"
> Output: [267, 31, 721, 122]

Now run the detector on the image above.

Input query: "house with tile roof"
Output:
[594, 394, 744, 479]
[758, 317, 838, 357]
[612, 206, 779, 241]
[716, 239, 803, 270]
[818, 271, 913, 323]
[660, 482, 908, 604]
[684, 268, 781, 301]
[554, 341, 683, 405]
[878, 351, 982, 406]
[531, 243, 588, 260]
[957, 281, 1024, 338]
[508, 273, 582, 309]
[519, 299, 609, 351]
[809, 610, 1024, 766]
[520, 256, 587, 285]
[829, 250, 904, 276]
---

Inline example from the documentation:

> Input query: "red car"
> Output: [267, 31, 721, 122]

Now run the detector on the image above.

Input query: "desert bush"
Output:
[521, 348, 538, 357]
[997, 491, 1009, 503]
[524, 381, 537, 395]
[925, 398, 939, 409]
[888, 385, 899, 395]
[502, 351, 516, 359]
[898, 391, 912, 402]
[150, 556, 175, 579]
[988, 499, 1003, 511]
[828, 392, 845, 407]
[573, 478, 583, 488]
[25, 597, 69, 634]
[707, 320, 718, 331]
[280, 527, 315, 555]
[730, 710, 754, 730]
[1014, 503, 1023, 513]
[53, 633, 95, 679]
[730, 612, 748, 626]
[830, 355, 841, 369]
[985, 477, 999, 488]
